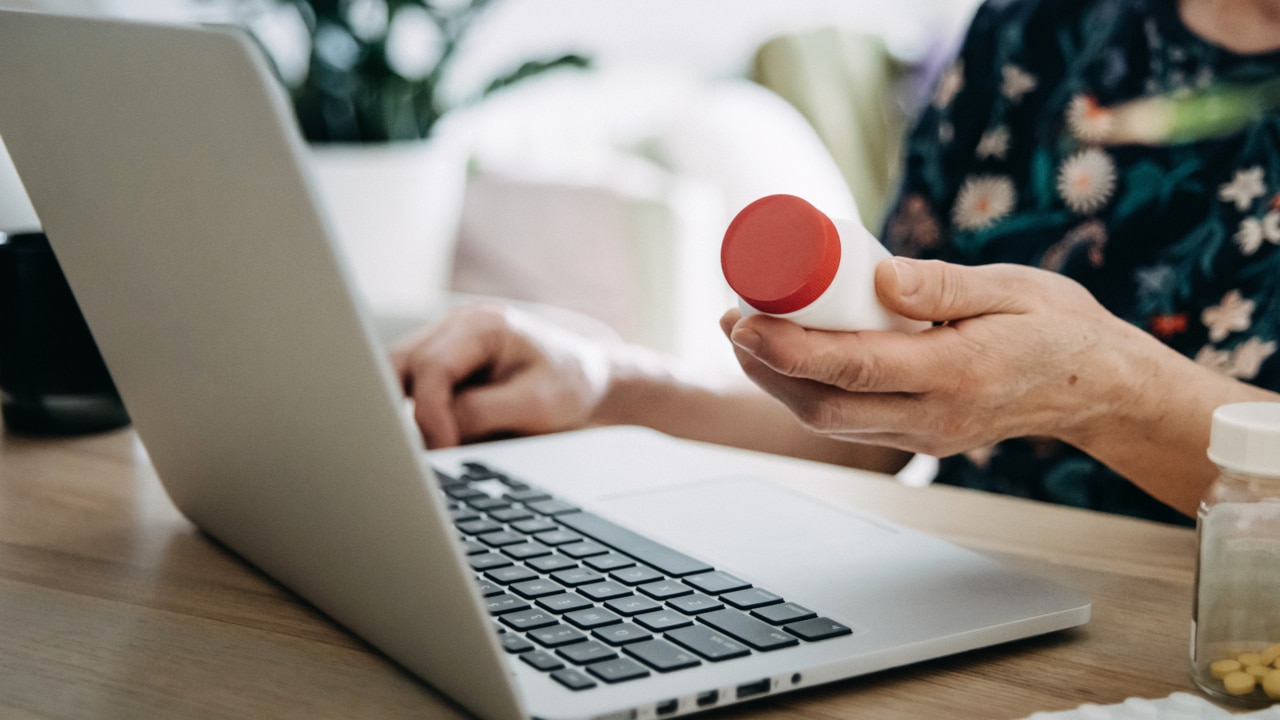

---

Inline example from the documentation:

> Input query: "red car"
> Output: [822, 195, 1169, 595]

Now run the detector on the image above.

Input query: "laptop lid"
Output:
[0, 10, 525, 720]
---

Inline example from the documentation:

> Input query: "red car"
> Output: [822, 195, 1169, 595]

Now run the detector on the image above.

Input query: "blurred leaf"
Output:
[480, 53, 592, 99]
[251, 0, 590, 143]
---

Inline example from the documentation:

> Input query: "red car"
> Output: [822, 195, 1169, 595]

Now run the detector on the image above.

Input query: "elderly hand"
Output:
[721, 257, 1159, 457]
[390, 304, 610, 448]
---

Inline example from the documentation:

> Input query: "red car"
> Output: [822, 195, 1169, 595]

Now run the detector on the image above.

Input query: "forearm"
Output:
[1063, 323, 1280, 517]
[591, 344, 910, 475]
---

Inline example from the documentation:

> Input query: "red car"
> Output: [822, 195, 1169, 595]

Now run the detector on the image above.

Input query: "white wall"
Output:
[444, 0, 976, 103]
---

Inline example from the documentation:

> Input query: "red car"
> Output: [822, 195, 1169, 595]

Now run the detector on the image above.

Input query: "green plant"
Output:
[252, 0, 589, 143]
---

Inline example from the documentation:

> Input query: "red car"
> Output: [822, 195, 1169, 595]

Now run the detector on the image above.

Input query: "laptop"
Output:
[0, 10, 1090, 720]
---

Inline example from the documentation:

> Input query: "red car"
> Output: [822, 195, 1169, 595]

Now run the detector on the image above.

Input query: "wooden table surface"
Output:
[0, 427, 1210, 719]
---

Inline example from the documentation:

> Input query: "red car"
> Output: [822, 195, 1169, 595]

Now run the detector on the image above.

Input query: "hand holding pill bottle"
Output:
[720, 194, 929, 333]
[1192, 402, 1280, 707]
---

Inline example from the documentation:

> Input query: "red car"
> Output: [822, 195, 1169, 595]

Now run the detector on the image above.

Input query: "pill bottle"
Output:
[720, 194, 928, 333]
[1192, 402, 1280, 707]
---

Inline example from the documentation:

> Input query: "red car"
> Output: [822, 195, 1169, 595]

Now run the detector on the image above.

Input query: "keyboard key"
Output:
[604, 595, 663, 617]
[511, 517, 559, 534]
[637, 580, 691, 600]
[784, 617, 853, 642]
[550, 568, 604, 587]
[505, 488, 551, 503]
[457, 518, 504, 535]
[667, 593, 724, 615]
[468, 553, 513, 571]
[459, 463, 503, 481]
[527, 555, 577, 573]
[699, 609, 799, 651]
[503, 542, 552, 560]
[500, 608, 558, 631]
[721, 588, 783, 610]
[556, 640, 618, 665]
[479, 531, 528, 548]
[584, 554, 635, 572]
[510, 578, 565, 599]
[520, 650, 564, 671]
[665, 625, 750, 662]
[486, 593, 531, 615]
[530, 623, 588, 648]
[592, 622, 651, 646]
[445, 485, 487, 501]
[559, 541, 609, 559]
[501, 633, 534, 653]
[461, 540, 488, 555]
[527, 499, 580, 516]
[611, 566, 665, 586]
[467, 497, 510, 512]
[485, 565, 538, 585]
[578, 582, 632, 602]
[752, 602, 817, 626]
[684, 571, 750, 595]
[556, 512, 713, 577]
[449, 507, 480, 523]
[634, 609, 693, 632]
[536, 592, 593, 614]
[550, 667, 596, 691]
[624, 638, 702, 672]
[586, 657, 650, 684]
[475, 579, 504, 597]
[488, 506, 535, 523]
[564, 607, 623, 629]
[534, 530, 584, 546]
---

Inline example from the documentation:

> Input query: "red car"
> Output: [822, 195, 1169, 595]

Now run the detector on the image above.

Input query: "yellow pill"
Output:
[1224, 671, 1257, 696]
[1248, 664, 1272, 679]
[1239, 652, 1264, 667]
[1212, 659, 1243, 679]
[1263, 669, 1280, 700]
[1261, 643, 1280, 667]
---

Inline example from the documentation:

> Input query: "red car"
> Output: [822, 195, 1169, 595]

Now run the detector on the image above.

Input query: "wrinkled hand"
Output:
[721, 257, 1151, 457]
[390, 304, 610, 448]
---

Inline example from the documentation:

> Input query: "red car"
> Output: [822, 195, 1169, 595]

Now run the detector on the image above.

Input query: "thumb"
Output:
[875, 257, 1029, 322]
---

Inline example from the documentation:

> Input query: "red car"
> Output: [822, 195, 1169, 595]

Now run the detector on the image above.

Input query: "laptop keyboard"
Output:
[437, 461, 852, 692]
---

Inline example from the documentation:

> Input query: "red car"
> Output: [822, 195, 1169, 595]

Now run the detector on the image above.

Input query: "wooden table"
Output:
[0, 427, 1206, 719]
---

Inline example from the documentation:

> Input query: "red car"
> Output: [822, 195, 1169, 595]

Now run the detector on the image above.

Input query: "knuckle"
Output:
[828, 355, 879, 392]
[793, 397, 843, 434]
[935, 264, 969, 314]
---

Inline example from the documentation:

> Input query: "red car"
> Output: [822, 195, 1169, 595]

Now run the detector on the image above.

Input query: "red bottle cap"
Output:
[721, 194, 841, 315]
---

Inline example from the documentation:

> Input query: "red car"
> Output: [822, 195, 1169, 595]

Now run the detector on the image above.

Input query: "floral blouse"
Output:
[881, 0, 1280, 525]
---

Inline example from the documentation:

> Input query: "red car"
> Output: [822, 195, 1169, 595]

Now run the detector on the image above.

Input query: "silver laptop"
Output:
[0, 10, 1089, 720]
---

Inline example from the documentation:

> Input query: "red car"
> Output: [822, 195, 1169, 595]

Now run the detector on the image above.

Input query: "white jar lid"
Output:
[1208, 402, 1280, 477]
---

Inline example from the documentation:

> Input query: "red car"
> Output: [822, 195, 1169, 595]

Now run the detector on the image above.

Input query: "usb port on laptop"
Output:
[736, 679, 770, 699]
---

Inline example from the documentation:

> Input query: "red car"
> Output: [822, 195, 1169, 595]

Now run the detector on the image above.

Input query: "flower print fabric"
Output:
[881, 0, 1280, 525]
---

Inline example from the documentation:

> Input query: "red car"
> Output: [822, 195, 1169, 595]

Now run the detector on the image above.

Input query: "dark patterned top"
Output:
[881, 0, 1280, 525]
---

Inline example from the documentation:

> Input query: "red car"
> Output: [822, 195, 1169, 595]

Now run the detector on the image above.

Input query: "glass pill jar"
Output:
[1192, 402, 1280, 706]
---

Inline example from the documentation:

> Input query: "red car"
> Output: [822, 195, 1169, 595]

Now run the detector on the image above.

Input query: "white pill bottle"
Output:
[720, 194, 928, 333]
[1192, 401, 1280, 707]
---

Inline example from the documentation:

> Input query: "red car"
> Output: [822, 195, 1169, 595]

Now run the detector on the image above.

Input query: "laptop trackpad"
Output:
[593, 476, 899, 588]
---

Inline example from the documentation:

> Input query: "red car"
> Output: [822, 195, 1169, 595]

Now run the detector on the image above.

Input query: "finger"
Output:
[719, 307, 744, 338]
[451, 375, 563, 442]
[875, 257, 1034, 323]
[731, 346, 964, 451]
[731, 338, 939, 441]
[729, 313, 966, 394]
[402, 312, 511, 448]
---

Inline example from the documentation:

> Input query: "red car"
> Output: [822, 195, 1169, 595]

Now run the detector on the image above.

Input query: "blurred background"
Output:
[0, 0, 979, 372]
